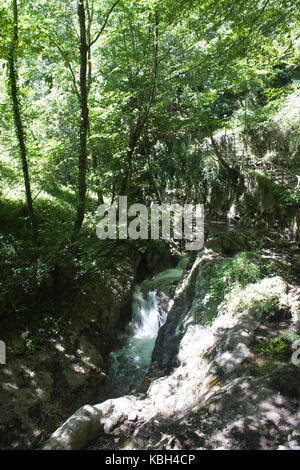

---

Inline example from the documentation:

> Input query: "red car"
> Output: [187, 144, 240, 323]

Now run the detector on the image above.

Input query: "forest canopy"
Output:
[0, 0, 299, 299]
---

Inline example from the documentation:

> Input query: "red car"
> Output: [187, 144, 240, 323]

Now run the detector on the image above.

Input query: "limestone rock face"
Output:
[0, 251, 139, 450]
[278, 422, 300, 450]
[43, 238, 300, 451]
[132, 366, 300, 450]
[44, 396, 138, 450]
[43, 405, 103, 450]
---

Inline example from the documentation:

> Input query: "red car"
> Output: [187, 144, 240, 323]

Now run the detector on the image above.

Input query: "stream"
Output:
[102, 266, 185, 399]
[103, 287, 166, 397]
[101, 222, 241, 399]
[101, 221, 244, 400]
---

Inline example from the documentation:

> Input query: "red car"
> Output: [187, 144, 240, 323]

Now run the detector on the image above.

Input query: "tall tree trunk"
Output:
[120, 132, 140, 196]
[145, 144, 161, 204]
[87, 0, 117, 206]
[72, 0, 89, 242]
[86, 1, 104, 205]
[8, 0, 38, 244]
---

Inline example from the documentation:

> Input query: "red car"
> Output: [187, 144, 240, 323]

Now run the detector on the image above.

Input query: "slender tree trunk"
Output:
[86, 0, 104, 205]
[8, 0, 38, 244]
[86, 0, 93, 95]
[72, 0, 89, 242]
[120, 132, 140, 196]
[146, 151, 161, 204]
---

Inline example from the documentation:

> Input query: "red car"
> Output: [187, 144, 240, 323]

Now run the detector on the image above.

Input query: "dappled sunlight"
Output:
[0, 326, 106, 449]
[136, 365, 300, 450]
[1, 382, 19, 392]
[39, 234, 300, 450]
[0, 0, 299, 453]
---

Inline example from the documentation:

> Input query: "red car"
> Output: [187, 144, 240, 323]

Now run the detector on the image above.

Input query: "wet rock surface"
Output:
[44, 232, 300, 450]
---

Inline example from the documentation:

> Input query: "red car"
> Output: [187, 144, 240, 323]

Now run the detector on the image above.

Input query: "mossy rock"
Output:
[205, 231, 250, 255]
[228, 276, 291, 323]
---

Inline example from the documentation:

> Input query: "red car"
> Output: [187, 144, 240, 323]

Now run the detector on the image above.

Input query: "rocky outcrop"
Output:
[0, 249, 140, 450]
[204, 130, 300, 238]
[132, 365, 300, 450]
[43, 233, 300, 450]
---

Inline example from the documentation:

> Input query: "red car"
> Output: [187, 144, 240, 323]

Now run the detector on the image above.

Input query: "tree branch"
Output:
[89, 0, 121, 48]
[37, 26, 80, 101]
[121, 11, 159, 195]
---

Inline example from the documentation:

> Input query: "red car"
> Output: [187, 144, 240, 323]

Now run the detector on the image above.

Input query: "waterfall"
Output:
[102, 265, 184, 398]
[133, 287, 167, 338]
[103, 286, 167, 397]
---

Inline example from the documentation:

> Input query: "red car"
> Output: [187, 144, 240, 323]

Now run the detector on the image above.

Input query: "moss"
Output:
[257, 337, 290, 356]
[198, 252, 274, 324]
[252, 171, 300, 209]
[242, 192, 257, 216]
[248, 332, 299, 377]
[140, 267, 183, 295]
[255, 331, 300, 356]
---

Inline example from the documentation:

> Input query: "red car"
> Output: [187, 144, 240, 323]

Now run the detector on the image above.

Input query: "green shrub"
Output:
[255, 331, 300, 358]
[200, 252, 271, 324]
[228, 275, 290, 322]
[259, 337, 288, 356]
[253, 172, 300, 208]
[23, 315, 71, 355]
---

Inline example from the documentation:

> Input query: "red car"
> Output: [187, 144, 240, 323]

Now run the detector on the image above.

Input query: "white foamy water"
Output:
[101, 265, 185, 398]
[133, 288, 166, 339]
[104, 286, 166, 397]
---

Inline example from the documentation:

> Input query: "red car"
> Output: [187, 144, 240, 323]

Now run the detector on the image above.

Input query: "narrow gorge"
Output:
[0, 0, 299, 454]
[43, 225, 300, 451]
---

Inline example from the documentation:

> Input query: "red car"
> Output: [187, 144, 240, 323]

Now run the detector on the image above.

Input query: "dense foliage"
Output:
[0, 0, 299, 326]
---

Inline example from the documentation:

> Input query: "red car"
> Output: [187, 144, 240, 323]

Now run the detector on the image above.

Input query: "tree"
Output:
[72, 0, 89, 242]
[72, 0, 121, 241]
[120, 8, 159, 197]
[7, 0, 38, 243]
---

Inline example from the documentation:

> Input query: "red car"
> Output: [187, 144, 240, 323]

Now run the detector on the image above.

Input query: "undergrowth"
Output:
[200, 252, 287, 324]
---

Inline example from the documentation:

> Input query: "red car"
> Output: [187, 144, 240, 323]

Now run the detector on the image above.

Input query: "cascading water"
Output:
[101, 265, 185, 399]
[103, 286, 167, 397]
